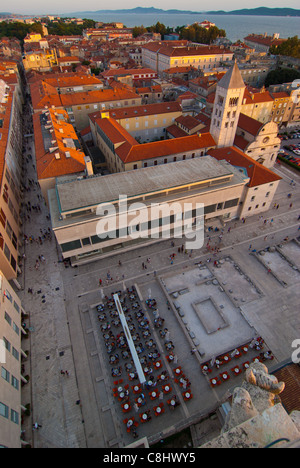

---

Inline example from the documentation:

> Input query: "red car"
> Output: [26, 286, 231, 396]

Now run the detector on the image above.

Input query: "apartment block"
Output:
[0, 270, 26, 448]
[142, 42, 233, 74]
[93, 101, 182, 142]
[0, 79, 23, 285]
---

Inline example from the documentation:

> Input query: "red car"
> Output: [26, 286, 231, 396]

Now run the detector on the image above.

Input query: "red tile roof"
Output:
[108, 101, 181, 119]
[166, 124, 188, 138]
[33, 108, 86, 180]
[237, 113, 264, 136]
[209, 146, 281, 188]
[124, 133, 216, 163]
[94, 116, 216, 164]
[274, 363, 300, 413]
[243, 87, 274, 104]
[244, 34, 286, 48]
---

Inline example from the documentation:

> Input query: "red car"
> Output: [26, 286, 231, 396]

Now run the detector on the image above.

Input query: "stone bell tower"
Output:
[210, 61, 245, 148]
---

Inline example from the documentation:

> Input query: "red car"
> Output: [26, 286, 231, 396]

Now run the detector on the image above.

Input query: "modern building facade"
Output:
[48, 157, 248, 264]
[0, 270, 26, 448]
[0, 79, 23, 285]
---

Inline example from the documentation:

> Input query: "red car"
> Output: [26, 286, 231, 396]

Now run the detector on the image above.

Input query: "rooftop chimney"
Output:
[84, 156, 94, 177]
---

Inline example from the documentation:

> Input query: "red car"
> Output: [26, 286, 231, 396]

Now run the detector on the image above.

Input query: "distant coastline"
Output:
[1, 7, 300, 19]
[62, 7, 300, 17]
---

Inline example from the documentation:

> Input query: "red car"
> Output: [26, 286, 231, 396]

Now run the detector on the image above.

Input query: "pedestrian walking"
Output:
[33, 422, 42, 430]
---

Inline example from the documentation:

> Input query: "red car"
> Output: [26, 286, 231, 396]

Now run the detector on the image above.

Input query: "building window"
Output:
[13, 323, 19, 336]
[12, 347, 19, 361]
[229, 97, 239, 107]
[0, 402, 9, 419]
[61, 240, 81, 253]
[10, 409, 19, 425]
[80, 237, 90, 247]
[11, 376, 19, 391]
[3, 337, 10, 352]
[4, 311, 11, 326]
[1, 367, 10, 383]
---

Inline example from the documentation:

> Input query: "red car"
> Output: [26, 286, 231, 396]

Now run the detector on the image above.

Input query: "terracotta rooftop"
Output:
[102, 67, 156, 78]
[60, 87, 140, 107]
[190, 72, 226, 89]
[243, 87, 274, 104]
[271, 92, 290, 100]
[166, 124, 188, 138]
[94, 115, 216, 164]
[30, 80, 140, 110]
[142, 42, 232, 57]
[175, 114, 203, 131]
[43, 74, 103, 89]
[244, 34, 286, 48]
[237, 112, 264, 136]
[33, 108, 86, 180]
[164, 65, 196, 74]
[274, 363, 300, 414]
[206, 87, 274, 106]
[208, 146, 281, 188]
[108, 101, 181, 119]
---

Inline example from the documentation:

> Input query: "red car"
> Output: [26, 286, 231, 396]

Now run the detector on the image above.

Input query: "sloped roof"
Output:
[123, 133, 216, 163]
[33, 108, 86, 180]
[94, 115, 216, 164]
[274, 363, 300, 413]
[237, 113, 264, 136]
[108, 101, 181, 120]
[208, 146, 281, 188]
[218, 61, 245, 90]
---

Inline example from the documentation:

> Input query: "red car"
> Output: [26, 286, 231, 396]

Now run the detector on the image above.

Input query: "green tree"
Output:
[176, 24, 226, 45]
[132, 25, 147, 38]
[269, 36, 300, 59]
[265, 67, 300, 87]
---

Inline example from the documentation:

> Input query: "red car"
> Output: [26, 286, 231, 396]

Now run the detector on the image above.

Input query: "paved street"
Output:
[18, 113, 300, 447]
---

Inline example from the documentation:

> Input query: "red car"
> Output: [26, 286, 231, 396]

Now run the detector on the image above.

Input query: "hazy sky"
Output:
[5, 1, 300, 16]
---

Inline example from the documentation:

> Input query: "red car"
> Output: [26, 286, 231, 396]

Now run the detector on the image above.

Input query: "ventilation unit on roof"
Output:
[65, 151, 71, 158]
[49, 146, 59, 153]
[55, 153, 60, 159]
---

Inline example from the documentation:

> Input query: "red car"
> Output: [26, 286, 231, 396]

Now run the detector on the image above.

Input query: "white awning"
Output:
[113, 294, 146, 385]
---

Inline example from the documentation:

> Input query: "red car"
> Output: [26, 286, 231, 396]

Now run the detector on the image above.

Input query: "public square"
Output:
[18, 133, 300, 448]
